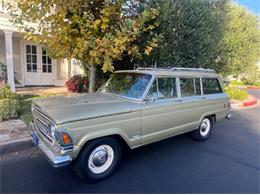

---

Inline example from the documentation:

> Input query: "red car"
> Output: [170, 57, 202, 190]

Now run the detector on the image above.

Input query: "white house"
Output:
[0, 0, 83, 91]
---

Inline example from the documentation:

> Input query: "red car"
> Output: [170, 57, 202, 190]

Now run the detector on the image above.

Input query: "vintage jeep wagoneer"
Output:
[31, 67, 231, 182]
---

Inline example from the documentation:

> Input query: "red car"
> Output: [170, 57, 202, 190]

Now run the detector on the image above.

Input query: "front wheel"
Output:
[74, 137, 122, 182]
[191, 117, 213, 141]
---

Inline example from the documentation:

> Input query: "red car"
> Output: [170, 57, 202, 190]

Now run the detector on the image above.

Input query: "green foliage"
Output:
[0, 62, 20, 84]
[0, 85, 20, 120]
[230, 80, 245, 86]
[225, 86, 248, 100]
[220, 3, 260, 76]
[0, 85, 17, 99]
[0, 62, 7, 81]
[10, 0, 159, 91]
[241, 65, 260, 86]
[18, 95, 38, 124]
[0, 98, 20, 121]
[137, 0, 228, 70]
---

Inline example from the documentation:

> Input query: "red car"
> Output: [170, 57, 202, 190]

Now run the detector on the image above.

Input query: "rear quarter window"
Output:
[202, 78, 223, 94]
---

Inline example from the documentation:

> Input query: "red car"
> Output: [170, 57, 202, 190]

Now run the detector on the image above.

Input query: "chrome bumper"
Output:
[31, 128, 72, 167]
[226, 113, 232, 120]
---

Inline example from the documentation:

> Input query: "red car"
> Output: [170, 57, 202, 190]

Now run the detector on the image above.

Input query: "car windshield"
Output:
[100, 72, 152, 100]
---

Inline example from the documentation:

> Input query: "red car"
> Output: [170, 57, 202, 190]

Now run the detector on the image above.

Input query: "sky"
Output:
[236, 0, 260, 14]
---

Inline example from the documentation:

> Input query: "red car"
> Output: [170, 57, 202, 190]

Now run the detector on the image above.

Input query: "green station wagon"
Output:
[31, 67, 231, 182]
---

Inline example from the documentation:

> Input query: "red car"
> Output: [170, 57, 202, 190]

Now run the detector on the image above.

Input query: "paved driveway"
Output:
[1, 99, 260, 193]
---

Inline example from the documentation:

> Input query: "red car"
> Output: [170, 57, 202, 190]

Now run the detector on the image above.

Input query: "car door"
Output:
[141, 76, 185, 144]
[176, 77, 206, 130]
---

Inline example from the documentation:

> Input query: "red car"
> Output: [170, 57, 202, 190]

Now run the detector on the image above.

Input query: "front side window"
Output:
[147, 77, 177, 99]
[101, 73, 152, 99]
[202, 78, 222, 94]
[180, 78, 201, 96]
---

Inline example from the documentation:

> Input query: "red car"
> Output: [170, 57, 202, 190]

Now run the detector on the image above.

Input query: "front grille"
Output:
[32, 105, 54, 143]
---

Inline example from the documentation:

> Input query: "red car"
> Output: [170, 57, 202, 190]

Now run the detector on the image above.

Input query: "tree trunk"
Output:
[88, 64, 96, 93]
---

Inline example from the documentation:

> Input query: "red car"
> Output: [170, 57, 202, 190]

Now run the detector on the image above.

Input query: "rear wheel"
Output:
[74, 137, 122, 182]
[191, 117, 213, 141]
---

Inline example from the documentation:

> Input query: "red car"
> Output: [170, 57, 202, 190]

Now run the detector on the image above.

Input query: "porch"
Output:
[16, 86, 73, 96]
[0, 10, 83, 91]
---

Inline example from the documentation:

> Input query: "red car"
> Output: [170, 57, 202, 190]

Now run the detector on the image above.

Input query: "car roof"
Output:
[114, 67, 220, 78]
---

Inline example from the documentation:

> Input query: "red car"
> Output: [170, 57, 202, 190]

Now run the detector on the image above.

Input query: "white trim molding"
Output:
[4, 29, 15, 91]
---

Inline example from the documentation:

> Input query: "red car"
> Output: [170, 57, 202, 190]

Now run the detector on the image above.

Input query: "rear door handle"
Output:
[174, 99, 183, 102]
[199, 96, 206, 99]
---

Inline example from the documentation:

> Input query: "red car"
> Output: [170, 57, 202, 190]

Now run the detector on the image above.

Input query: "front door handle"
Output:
[175, 99, 183, 102]
[199, 96, 206, 99]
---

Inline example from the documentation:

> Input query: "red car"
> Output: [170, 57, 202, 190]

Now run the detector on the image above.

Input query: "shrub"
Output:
[229, 80, 245, 86]
[0, 85, 20, 121]
[225, 86, 248, 101]
[65, 75, 89, 93]
[0, 85, 17, 99]
[0, 98, 20, 121]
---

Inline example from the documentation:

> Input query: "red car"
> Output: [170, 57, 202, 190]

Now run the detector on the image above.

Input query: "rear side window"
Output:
[180, 78, 201, 97]
[202, 78, 222, 94]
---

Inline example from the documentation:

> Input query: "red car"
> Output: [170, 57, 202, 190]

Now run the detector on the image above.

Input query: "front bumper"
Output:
[31, 128, 72, 167]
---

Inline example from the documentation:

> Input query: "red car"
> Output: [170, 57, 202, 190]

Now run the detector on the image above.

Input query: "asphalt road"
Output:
[1, 93, 260, 193]
[247, 88, 260, 99]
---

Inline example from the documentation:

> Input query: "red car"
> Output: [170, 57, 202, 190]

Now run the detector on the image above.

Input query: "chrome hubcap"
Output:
[200, 118, 210, 136]
[88, 145, 114, 174]
[92, 149, 108, 167]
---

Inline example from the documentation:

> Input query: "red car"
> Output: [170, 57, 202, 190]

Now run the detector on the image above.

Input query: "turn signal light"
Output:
[60, 132, 72, 145]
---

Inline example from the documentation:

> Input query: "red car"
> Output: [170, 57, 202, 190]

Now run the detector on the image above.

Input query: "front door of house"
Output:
[24, 44, 55, 86]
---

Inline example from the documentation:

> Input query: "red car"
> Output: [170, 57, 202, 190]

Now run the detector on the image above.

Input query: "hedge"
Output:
[0, 98, 20, 121]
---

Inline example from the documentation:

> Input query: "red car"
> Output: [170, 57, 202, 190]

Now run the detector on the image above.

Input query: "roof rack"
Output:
[136, 67, 216, 73]
[170, 67, 216, 73]
[136, 67, 170, 71]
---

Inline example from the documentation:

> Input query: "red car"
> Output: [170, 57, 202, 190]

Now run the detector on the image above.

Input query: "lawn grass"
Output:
[18, 94, 39, 124]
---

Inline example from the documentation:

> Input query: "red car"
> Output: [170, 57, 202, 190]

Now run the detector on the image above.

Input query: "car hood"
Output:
[32, 93, 141, 124]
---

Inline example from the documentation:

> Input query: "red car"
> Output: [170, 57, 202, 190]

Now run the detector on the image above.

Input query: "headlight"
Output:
[48, 123, 57, 136]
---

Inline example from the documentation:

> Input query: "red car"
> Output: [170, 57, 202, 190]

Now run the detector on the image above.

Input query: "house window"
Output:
[26, 45, 37, 72]
[42, 49, 52, 73]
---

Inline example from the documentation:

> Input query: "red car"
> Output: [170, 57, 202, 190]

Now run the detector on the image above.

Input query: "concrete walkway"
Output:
[16, 86, 73, 96]
[0, 119, 30, 147]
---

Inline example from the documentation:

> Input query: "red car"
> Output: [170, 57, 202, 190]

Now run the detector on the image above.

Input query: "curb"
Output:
[0, 137, 31, 155]
[242, 95, 258, 107]
[231, 95, 258, 109]
[247, 86, 260, 90]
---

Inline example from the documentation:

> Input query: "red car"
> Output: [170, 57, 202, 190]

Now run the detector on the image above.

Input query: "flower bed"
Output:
[65, 75, 89, 93]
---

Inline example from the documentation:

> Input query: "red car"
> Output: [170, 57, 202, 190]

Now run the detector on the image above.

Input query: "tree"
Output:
[10, 0, 159, 92]
[220, 3, 260, 76]
[136, 0, 229, 71]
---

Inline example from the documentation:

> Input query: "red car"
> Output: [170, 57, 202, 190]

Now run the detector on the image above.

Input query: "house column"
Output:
[4, 30, 15, 92]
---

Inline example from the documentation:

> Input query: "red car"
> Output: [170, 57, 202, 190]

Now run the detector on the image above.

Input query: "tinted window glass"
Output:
[180, 78, 201, 96]
[147, 77, 177, 99]
[147, 80, 157, 99]
[202, 78, 222, 94]
[101, 73, 152, 99]
[195, 78, 201, 95]
[158, 77, 177, 99]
